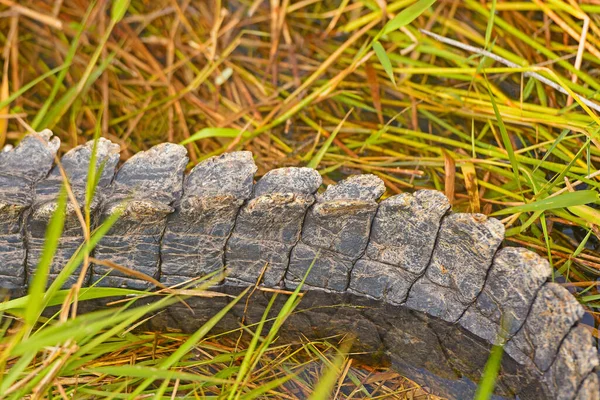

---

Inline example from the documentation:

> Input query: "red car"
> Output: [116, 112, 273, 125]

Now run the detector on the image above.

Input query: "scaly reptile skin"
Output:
[0, 130, 598, 400]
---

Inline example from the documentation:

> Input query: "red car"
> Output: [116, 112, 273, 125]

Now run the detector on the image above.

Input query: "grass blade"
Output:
[372, 41, 396, 86]
[307, 340, 353, 400]
[31, 3, 94, 130]
[180, 127, 248, 145]
[485, 76, 522, 194]
[25, 188, 67, 328]
[307, 109, 352, 169]
[0, 65, 68, 111]
[493, 190, 599, 216]
[126, 287, 251, 397]
[382, 0, 437, 35]
[474, 344, 504, 400]
[483, 0, 497, 49]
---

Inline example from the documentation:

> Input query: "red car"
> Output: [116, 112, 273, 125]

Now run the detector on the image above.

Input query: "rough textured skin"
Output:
[161, 152, 257, 285]
[286, 175, 385, 291]
[543, 325, 599, 400]
[134, 288, 536, 400]
[32, 138, 119, 202]
[0, 130, 60, 287]
[505, 283, 585, 372]
[225, 167, 321, 286]
[1, 132, 599, 400]
[575, 373, 600, 400]
[92, 143, 188, 288]
[459, 247, 552, 344]
[349, 259, 416, 305]
[26, 139, 120, 286]
[350, 190, 450, 304]
[405, 213, 505, 322]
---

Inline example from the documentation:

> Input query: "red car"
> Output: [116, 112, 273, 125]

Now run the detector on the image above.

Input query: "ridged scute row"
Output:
[0, 130, 60, 287]
[27, 138, 120, 286]
[226, 167, 322, 286]
[93, 143, 189, 288]
[0, 131, 597, 400]
[161, 151, 257, 286]
[350, 190, 451, 304]
[287, 174, 385, 291]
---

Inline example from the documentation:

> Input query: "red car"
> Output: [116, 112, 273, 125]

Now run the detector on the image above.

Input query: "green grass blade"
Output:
[0, 352, 36, 395]
[180, 128, 248, 145]
[532, 129, 570, 173]
[25, 188, 67, 328]
[474, 344, 504, 400]
[485, 76, 522, 193]
[31, 2, 94, 130]
[126, 287, 251, 397]
[85, 112, 103, 215]
[0, 287, 147, 314]
[483, 0, 497, 49]
[382, 0, 437, 35]
[493, 190, 599, 215]
[372, 41, 396, 86]
[239, 373, 296, 400]
[41, 207, 123, 309]
[0, 65, 68, 111]
[307, 109, 352, 169]
[227, 295, 277, 399]
[40, 53, 116, 129]
[111, 0, 130, 22]
[307, 340, 352, 400]
[86, 365, 230, 384]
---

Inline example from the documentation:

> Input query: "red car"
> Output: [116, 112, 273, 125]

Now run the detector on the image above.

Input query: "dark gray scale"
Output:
[0, 130, 60, 288]
[26, 138, 120, 287]
[504, 282, 585, 372]
[225, 167, 321, 287]
[459, 247, 551, 345]
[349, 190, 450, 304]
[286, 174, 385, 291]
[92, 143, 188, 289]
[405, 213, 505, 322]
[160, 151, 257, 286]
[542, 324, 599, 400]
